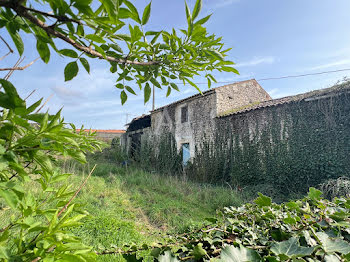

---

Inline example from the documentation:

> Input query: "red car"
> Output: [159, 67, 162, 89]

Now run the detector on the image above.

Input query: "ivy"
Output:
[98, 188, 350, 261]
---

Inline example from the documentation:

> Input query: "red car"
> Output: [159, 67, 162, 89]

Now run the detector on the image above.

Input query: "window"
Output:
[182, 143, 190, 166]
[181, 106, 188, 123]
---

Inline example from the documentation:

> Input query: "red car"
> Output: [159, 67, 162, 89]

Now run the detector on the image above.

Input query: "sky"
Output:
[1, 0, 350, 129]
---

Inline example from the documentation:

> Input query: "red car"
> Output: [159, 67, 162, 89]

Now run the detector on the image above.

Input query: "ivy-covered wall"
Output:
[188, 88, 350, 198]
[133, 82, 350, 199]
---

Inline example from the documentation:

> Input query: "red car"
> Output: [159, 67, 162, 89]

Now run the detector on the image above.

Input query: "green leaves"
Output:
[142, 2, 152, 25]
[144, 83, 151, 103]
[1, 0, 237, 105]
[85, 34, 106, 43]
[124, 0, 141, 24]
[59, 49, 78, 58]
[185, 2, 192, 26]
[192, 0, 202, 20]
[79, 58, 90, 73]
[121, 90, 127, 105]
[317, 232, 350, 254]
[254, 193, 272, 207]
[98, 0, 118, 23]
[191, 243, 207, 259]
[221, 245, 261, 262]
[308, 187, 323, 200]
[36, 41, 50, 64]
[0, 187, 19, 209]
[64, 61, 79, 81]
[194, 14, 212, 26]
[0, 79, 26, 110]
[205, 48, 224, 61]
[0, 78, 103, 261]
[125, 86, 136, 95]
[221, 66, 239, 74]
[9, 31, 24, 56]
[271, 237, 315, 259]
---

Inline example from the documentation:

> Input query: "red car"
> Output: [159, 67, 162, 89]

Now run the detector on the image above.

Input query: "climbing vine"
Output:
[135, 82, 350, 201]
[189, 83, 350, 200]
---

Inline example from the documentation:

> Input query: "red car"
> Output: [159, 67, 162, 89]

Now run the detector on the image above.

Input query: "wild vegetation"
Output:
[1, 153, 244, 261]
[101, 187, 350, 262]
[135, 81, 350, 202]
[0, 0, 241, 260]
[1, 0, 350, 261]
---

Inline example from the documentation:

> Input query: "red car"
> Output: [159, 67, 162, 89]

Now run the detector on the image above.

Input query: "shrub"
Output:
[319, 176, 350, 200]
[0, 79, 102, 261]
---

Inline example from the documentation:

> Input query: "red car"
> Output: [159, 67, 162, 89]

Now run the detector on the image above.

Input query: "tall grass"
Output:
[62, 158, 243, 232]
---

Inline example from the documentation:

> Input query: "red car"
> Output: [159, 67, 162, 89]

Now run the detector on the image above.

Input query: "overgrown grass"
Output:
[59, 158, 243, 261]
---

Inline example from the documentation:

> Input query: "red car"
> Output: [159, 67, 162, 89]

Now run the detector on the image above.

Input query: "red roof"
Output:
[76, 129, 125, 134]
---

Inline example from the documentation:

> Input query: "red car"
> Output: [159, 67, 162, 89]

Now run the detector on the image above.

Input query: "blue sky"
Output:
[1, 0, 350, 129]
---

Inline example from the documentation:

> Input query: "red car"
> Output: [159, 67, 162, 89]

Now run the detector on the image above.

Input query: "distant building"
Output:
[77, 129, 125, 142]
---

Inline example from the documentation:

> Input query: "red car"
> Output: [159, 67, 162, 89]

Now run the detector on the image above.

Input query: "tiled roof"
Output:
[76, 129, 125, 133]
[218, 81, 350, 118]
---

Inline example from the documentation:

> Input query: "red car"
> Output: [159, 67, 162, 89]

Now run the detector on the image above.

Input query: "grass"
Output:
[0, 155, 244, 261]
[61, 157, 243, 260]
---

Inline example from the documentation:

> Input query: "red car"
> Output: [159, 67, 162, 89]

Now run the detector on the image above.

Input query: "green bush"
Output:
[0, 79, 102, 260]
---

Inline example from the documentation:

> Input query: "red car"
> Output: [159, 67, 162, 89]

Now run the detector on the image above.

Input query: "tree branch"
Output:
[7, 4, 160, 66]
[24, 6, 82, 25]
[57, 164, 96, 217]
[24, 89, 36, 101]
[0, 51, 11, 61]
[0, 35, 13, 53]
[0, 57, 40, 71]
[4, 56, 25, 80]
[35, 94, 53, 113]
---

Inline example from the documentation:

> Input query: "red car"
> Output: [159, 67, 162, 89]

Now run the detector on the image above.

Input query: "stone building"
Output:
[122, 79, 350, 196]
[122, 79, 271, 162]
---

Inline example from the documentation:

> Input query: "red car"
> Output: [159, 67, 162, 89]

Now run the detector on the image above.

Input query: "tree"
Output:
[0, 0, 238, 104]
[0, 0, 238, 260]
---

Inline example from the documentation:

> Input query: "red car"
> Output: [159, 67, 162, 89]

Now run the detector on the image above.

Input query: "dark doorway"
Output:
[130, 133, 142, 159]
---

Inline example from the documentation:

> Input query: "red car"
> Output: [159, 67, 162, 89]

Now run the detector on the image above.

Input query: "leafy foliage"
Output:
[0, 79, 103, 261]
[0, 0, 238, 103]
[102, 188, 350, 261]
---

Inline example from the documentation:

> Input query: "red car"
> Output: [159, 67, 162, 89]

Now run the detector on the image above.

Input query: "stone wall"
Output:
[95, 131, 124, 142]
[151, 91, 217, 158]
[124, 79, 271, 158]
[216, 80, 271, 116]
[185, 85, 350, 198]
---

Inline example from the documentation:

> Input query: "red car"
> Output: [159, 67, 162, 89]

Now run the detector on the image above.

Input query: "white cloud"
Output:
[51, 86, 84, 99]
[79, 109, 125, 118]
[267, 88, 279, 96]
[235, 57, 276, 68]
[211, 0, 240, 8]
[308, 59, 350, 71]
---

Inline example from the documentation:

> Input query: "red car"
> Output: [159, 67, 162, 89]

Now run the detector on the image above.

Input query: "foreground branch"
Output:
[0, 35, 13, 53]
[24, 6, 82, 25]
[30, 164, 97, 262]
[3, 3, 161, 66]
[0, 57, 40, 71]
[57, 164, 96, 217]
[4, 56, 25, 80]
